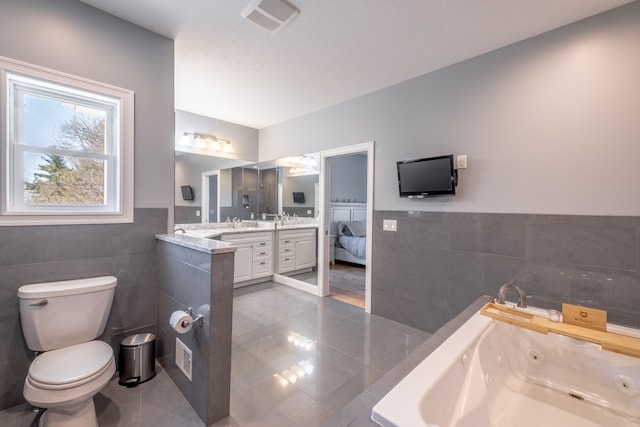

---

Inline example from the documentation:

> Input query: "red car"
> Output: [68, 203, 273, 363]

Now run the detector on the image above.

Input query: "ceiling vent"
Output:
[241, 0, 300, 33]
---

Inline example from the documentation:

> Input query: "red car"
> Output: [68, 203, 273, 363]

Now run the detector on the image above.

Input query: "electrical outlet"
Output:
[383, 219, 397, 232]
[196, 210, 200, 217]
[456, 155, 468, 169]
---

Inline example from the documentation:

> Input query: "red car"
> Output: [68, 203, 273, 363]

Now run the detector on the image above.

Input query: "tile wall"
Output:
[372, 211, 640, 333]
[0, 208, 167, 410]
[175, 206, 201, 224]
[156, 241, 234, 425]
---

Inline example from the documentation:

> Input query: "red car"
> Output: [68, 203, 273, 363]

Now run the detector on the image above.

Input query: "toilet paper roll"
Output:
[169, 310, 193, 334]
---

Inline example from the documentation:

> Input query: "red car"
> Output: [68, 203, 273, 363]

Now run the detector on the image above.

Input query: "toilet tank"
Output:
[18, 276, 117, 352]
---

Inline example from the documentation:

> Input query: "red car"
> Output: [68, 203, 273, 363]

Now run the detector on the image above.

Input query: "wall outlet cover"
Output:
[383, 219, 397, 231]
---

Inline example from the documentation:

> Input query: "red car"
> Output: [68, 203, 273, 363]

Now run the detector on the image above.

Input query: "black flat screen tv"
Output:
[292, 192, 305, 203]
[397, 154, 457, 198]
[181, 185, 194, 201]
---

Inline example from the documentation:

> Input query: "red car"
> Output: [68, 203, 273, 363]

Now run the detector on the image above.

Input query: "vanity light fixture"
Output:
[223, 140, 234, 153]
[179, 132, 233, 154]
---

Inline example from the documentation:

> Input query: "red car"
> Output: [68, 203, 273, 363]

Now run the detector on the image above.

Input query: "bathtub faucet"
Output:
[496, 283, 528, 308]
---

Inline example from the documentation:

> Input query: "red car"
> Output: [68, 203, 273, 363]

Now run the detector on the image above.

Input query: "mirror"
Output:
[175, 151, 320, 287]
[277, 155, 319, 219]
[174, 152, 255, 224]
[258, 154, 320, 219]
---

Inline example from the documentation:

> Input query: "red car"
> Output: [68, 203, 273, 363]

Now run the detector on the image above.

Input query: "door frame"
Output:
[317, 141, 374, 312]
[201, 169, 220, 223]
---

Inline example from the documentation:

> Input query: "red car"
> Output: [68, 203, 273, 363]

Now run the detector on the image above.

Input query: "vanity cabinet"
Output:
[277, 228, 317, 274]
[221, 231, 273, 285]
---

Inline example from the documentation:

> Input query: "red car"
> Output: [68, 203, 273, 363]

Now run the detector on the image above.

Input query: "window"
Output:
[1, 57, 133, 225]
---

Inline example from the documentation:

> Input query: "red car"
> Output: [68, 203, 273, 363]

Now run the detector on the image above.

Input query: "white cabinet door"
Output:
[232, 243, 253, 283]
[295, 238, 316, 269]
[223, 232, 274, 284]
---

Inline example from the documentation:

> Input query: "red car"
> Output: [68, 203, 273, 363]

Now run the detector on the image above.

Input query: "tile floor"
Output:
[0, 281, 431, 427]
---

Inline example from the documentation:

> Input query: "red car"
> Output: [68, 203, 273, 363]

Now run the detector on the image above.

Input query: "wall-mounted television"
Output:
[181, 185, 194, 201]
[292, 192, 305, 203]
[397, 154, 457, 198]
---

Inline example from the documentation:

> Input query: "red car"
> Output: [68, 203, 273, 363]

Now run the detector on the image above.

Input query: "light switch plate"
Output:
[456, 155, 468, 169]
[383, 219, 397, 232]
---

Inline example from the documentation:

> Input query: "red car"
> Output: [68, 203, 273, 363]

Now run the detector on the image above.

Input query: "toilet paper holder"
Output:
[181, 307, 204, 328]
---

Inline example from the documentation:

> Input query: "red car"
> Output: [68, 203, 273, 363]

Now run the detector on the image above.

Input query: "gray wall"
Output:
[373, 211, 640, 333]
[330, 154, 367, 204]
[0, 0, 174, 411]
[175, 109, 259, 168]
[0, 208, 167, 409]
[258, 3, 640, 331]
[0, 0, 175, 217]
[259, 3, 640, 217]
[282, 173, 317, 215]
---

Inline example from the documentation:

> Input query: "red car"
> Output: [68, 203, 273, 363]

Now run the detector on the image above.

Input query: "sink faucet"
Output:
[174, 228, 186, 234]
[496, 283, 528, 308]
[232, 217, 241, 228]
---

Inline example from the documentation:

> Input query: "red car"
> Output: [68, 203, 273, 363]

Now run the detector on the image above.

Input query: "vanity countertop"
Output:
[173, 222, 319, 240]
[155, 233, 237, 254]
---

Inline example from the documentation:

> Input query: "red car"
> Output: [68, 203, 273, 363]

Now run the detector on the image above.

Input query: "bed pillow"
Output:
[345, 220, 366, 237]
[336, 221, 352, 236]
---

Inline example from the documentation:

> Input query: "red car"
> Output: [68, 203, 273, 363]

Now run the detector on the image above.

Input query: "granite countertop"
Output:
[157, 222, 319, 252]
[155, 233, 237, 254]
[173, 222, 319, 239]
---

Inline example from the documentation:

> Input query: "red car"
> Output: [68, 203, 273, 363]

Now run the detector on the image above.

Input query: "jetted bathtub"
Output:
[372, 304, 640, 427]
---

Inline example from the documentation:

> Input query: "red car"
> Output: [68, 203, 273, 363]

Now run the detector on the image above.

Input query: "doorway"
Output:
[318, 142, 374, 312]
[201, 170, 220, 224]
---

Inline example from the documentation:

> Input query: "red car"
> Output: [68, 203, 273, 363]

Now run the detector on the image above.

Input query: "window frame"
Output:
[0, 56, 134, 225]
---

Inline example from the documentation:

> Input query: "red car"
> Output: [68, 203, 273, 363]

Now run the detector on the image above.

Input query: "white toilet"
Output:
[18, 276, 118, 427]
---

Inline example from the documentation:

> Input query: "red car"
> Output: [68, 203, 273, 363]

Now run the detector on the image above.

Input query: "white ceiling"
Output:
[79, 0, 633, 129]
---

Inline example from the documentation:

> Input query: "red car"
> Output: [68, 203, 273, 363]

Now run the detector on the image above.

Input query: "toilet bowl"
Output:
[24, 341, 115, 427]
[18, 276, 118, 427]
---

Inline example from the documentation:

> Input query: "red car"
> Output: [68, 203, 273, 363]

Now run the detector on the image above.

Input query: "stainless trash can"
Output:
[119, 333, 156, 387]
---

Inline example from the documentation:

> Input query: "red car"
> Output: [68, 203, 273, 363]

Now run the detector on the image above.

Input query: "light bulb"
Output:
[179, 133, 192, 146]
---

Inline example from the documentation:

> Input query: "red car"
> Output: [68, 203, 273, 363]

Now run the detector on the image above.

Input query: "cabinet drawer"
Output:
[279, 245, 294, 257]
[254, 240, 272, 250]
[254, 259, 272, 277]
[279, 237, 295, 245]
[254, 247, 272, 260]
[279, 256, 295, 272]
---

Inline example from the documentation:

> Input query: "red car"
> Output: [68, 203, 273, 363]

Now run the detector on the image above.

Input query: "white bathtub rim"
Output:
[371, 311, 493, 427]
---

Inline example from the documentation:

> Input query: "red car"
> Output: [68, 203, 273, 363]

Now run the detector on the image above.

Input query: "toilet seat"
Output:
[28, 340, 114, 390]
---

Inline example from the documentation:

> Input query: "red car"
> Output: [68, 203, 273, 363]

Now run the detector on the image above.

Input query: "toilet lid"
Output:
[29, 340, 114, 390]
